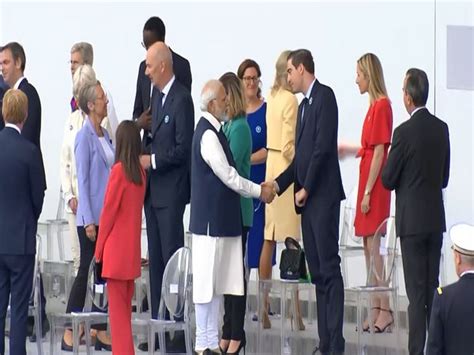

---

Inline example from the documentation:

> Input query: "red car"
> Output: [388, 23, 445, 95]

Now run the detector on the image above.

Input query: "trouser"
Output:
[108, 278, 135, 355]
[222, 227, 249, 341]
[195, 296, 220, 351]
[0, 254, 34, 355]
[302, 199, 345, 353]
[144, 197, 185, 319]
[65, 226, 106, 330]
[400, 232, 443, 355]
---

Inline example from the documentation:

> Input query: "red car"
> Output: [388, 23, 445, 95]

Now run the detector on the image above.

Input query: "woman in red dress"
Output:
[341, 53, 393, 332]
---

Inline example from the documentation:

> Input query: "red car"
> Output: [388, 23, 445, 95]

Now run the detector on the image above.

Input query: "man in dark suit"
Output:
[427, 223, 474, 355]
[0, 43, 42, 149]
[268, 49, 345, 355]
[139, 42, 194, 352]
[0, 42, 48, 342]
[133, 16, 192, 154]
[0, 89, 46, 355]
[382, 68, 450, 355]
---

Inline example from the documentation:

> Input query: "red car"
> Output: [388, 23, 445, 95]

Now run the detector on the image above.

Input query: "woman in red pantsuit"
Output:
[95, 121, 146, 354]
[340, 53, 393, 332]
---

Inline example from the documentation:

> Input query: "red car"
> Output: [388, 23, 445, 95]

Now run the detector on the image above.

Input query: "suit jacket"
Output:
[95, 162, 146, 280]
[133, 50, 192, 152]
[426, 273, 474, 355]
[60, 109, 112, 212]
[276, 80, 345, 214]
[381, 108, 450, 236]
[75, 117, 114, 227]
[0, 76, 7, 131]
[149, 79, 194, 208]
[0, 127, 45, 255]
[18, 78, 42, 150]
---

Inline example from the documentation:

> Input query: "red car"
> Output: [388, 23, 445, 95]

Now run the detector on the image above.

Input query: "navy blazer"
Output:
[276, 80, 345, 214]
[75, 117, 114, 227]
[382, 108, 450, 236]
[133, 50, 192, 153]
[149, 79, 194, 208]
[0, 78, 42, 151]
[427, 273, 474, 355]
[0, 127, 45, 255]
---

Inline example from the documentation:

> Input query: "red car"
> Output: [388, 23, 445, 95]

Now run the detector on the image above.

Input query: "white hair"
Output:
[71, 42, 94, 65]
[73, 64, 97, 99]
[200, 79, 221, 112]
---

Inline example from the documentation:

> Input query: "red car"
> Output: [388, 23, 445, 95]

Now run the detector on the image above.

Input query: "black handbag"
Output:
[279, 237, 308, 280]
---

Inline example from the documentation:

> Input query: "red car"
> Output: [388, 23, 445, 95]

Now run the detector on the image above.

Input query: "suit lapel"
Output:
[296, 80, 319, 147]
[86, 118, 109, 168]
[153, 81, 177, 136]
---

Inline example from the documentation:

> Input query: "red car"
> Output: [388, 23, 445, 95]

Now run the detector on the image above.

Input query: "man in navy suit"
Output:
[0, 89, 46, 355]
[139, 42, 194, 352]
[0, 43, 42, 150]
[427, 223, 474, 355]
[0, 42, 48, 342]
[268, 49, 346, 355]
[133, 16, 192, 154]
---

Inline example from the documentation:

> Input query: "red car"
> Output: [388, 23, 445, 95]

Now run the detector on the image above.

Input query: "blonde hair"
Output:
[271, 50, 292, 95]
[357, 53, 388, 103]
[219, 72, 247, 119]
[2, 89, 28, 125]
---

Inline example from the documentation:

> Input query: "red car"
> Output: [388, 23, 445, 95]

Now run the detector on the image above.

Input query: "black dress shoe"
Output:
[95, 336, 112, 351]
[61, 337, 73, 352]
[138, 335, 159, 351]
[166, 331, 186, 353]
[29, 318, 50, 342]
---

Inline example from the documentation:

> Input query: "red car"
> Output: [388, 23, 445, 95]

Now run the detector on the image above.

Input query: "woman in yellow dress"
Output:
[260, 50, 303, 329]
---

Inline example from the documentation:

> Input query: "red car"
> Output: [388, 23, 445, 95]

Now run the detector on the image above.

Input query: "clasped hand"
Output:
[260, 181, 276, 203]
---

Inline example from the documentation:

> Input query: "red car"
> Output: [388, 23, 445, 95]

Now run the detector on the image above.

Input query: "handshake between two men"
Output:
[260, 181, 309, 208]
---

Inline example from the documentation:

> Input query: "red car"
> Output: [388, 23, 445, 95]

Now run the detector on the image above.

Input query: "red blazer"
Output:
[95, 162, 146, 280]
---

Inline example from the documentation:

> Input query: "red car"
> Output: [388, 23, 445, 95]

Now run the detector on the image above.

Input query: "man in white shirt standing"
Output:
[189, 80, 275, 355]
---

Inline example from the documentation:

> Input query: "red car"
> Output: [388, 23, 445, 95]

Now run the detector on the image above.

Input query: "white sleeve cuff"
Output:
[151, 153, 156, 170]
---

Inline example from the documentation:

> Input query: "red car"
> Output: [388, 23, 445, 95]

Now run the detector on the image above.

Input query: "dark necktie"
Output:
[300, 97, 309, 124]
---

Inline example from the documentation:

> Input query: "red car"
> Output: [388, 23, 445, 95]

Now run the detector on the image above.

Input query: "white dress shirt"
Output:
[5, 123, 21, 134]
[13, 76, 25, 89]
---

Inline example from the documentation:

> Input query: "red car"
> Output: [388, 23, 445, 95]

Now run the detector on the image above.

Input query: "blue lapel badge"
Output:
[164, 115, 170, 124]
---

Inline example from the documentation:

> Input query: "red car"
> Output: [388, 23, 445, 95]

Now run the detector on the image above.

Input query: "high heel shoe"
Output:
[374, 308, 394, 333]
[219, 339, 229, 354]
[94, 336, 112, 351]
[356, 306, 381, 332]
[226, 338, 246, 355]
[61, 337, 73, 352]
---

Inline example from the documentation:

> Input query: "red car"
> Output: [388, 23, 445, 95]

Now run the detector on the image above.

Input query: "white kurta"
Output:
[192, 112, 261, 304]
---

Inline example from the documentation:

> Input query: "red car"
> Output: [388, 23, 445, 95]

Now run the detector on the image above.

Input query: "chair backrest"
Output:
[339, 186, 362, 247]
[30, 234, 42, 305]
[366, 216, 398, 287]
[159, 247, 191, 320]
[85, 259, 108, 312]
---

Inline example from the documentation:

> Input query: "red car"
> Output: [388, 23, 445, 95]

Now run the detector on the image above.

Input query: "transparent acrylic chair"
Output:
[50, 259, 109, 354]
[6, 235, 44, 354]
[345, 216, 400, 354]
[147, 246, 193, 355]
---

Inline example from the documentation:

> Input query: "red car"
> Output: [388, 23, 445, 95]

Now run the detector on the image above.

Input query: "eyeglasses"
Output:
[242, 76, 260, 84]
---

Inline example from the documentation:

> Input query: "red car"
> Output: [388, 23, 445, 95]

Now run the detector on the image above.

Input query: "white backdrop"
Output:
[1, 0, 472, 283]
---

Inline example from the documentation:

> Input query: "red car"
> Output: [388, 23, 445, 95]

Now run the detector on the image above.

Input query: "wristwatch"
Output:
[364, 188, 371, 196]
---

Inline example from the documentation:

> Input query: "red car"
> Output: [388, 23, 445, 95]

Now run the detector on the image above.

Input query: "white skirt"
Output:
[192, 234, 244, 304]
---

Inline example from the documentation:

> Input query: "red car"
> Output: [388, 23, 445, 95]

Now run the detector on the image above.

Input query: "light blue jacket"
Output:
[75, 117, 114, 227]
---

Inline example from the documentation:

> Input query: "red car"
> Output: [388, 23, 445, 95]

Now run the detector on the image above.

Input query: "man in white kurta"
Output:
[190, 80, 274, 354]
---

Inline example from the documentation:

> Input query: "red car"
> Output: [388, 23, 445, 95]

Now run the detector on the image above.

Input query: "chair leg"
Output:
[72, 319, 80, 355]
[158, 327, 167, 355]
[185, 325, 193, 355]
[148, 325, 154, 355]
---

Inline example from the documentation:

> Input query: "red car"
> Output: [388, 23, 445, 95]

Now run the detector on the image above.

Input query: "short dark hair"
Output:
[1, 42, 26, 72]
[405, 68, 429, 107]
[143, 17, 166, 42]
[288, 49, 314, 74]
[237, 59, 262, 98]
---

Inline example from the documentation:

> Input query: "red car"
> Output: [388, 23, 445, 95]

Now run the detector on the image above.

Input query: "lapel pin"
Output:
[164, 115, 170, 124]
[309, 97, 313, 105]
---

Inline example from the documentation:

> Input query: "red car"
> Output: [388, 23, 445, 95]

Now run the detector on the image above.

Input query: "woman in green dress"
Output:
[218, 72, 252, 355]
